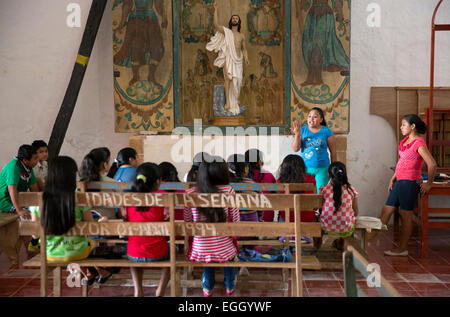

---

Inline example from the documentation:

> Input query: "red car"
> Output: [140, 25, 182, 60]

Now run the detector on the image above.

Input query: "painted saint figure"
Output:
[206, 2, 249, 115]
[114, 0, 168, 88]
[299, 0, 349, 86]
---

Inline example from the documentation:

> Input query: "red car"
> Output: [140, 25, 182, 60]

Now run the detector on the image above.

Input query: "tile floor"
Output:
[0, 226, 449, 297]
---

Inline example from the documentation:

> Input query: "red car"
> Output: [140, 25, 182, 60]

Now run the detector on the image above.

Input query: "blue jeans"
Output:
[202, 266, 236, 291]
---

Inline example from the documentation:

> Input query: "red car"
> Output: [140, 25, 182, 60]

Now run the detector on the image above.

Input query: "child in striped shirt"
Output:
[184, 156, 240, 297]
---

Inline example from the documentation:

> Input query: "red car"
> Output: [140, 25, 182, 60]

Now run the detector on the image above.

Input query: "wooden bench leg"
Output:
[81, 284, 88, 297]
[290, 269, 297, 297]
[175, 269, 181, 297]
[283, 268, 289, 297]
[53, 267, 61, 297]
[182, 267, 188, 297]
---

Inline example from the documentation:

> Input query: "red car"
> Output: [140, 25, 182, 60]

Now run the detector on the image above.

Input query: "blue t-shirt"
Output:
[300, 125, 334, 168]
[114, 166, 137, 183]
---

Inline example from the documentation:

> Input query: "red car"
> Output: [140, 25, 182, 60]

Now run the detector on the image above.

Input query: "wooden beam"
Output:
[47, 0, 107, 161]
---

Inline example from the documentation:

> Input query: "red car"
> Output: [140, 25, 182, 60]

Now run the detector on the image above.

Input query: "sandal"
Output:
[384, 250, 408, 257]
[202, 289, 213, 297]
[97, 269, 114, 284]
[86, 268, 99, 286]
[226, 289, 235, 296]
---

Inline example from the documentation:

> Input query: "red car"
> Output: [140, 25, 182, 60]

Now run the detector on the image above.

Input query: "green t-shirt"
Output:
[30, 205, 92, 261]
[0, 158, 37, 212]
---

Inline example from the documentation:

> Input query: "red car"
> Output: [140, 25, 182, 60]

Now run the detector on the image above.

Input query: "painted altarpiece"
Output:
[113, 0, 350, 134]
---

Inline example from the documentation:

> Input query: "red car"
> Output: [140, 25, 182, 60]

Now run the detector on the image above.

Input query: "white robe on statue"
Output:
[206, 26, 243, 115]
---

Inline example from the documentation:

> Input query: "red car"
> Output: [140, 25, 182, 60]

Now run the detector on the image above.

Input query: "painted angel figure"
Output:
[114, 0, 168, 88]
[299, 0, 349, 86]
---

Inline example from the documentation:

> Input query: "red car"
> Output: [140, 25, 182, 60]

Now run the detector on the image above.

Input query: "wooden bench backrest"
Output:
[0, 213, 19, 227]
[18, 191, 322, 297]
[343, 245, 400, 297]
[77, 181, 316, 193]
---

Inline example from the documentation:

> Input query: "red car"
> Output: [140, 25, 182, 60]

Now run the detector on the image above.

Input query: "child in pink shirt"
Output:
[184, 157, 240, 297]
[127, 163, 170, 297]
[245, 149, 276, 222]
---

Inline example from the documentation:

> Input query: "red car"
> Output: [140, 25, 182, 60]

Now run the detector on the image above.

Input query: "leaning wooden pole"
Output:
[48, 0, 107, 161]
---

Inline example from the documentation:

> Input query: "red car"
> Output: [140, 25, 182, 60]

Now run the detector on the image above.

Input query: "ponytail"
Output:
[107, 147, 137, 178]
[328, 162, 354, 214]
[107, 161, 119, 179]
[130, 163, 161, 211]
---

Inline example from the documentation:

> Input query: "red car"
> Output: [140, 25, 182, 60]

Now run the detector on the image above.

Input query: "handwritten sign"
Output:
[80, 192, 166, 207]
[174, 193, 273, 209]
[178, 222, 217, 236]
[66, 222, 170, 236]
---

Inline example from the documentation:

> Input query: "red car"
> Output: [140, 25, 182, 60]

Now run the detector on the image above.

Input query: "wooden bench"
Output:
[78, 181, 318, 247]
[0, 213, 20, 264]
[79, 181, 321, 296]
[343, 245, 400, 297]
[18, 191, 322, 297]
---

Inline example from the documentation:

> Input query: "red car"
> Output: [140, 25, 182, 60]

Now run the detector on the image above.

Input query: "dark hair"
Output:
[227, 154, 248, 182]
[245, 149, 264, 182]
[159, 162, 180, 182]
[41, 156, 78, 235]
[79, 147, 111, 182]
[131, 163, 162, 211]
[228, 14, 241, 32]
[196, 156, 229, 223]
[107, 147, 137, 178]
[17, 144, 37, 161]
[187, 152, 211, 182]
[403, 114, 427, 134]
[310, 107, 327, 127]
[328, 161, 355, 214]
[31, 140, 48, 150]
[278, 155, 306, 183]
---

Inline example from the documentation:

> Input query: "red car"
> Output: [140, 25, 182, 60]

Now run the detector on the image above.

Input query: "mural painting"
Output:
[290, 0, 350, 133]
[113, 0, 174, 132]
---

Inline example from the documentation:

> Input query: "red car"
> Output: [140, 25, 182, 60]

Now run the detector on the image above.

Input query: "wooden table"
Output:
[420, 182, 450, 257]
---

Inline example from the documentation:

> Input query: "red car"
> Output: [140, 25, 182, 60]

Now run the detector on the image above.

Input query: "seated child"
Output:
[277, 154, 316, 223]
[30, 156, 110, 285]
[184, 156, 240, 297]
[127, 163, 170, 297]
[318, 161, 359, 251]
[244, 149, 276, 222]
[107, 147, 138, 183]
[31, 140, 48, 191]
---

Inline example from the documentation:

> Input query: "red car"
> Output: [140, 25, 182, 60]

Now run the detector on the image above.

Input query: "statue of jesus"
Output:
[206, 2, 249, 115]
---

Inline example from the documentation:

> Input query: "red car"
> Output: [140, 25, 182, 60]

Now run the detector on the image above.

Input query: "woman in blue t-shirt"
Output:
[291, 107, 336, 193]
[107, 147, 138, 183]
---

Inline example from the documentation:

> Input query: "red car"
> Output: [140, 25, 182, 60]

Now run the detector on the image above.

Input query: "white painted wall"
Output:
[0, 0, 449, 216]
[0, 0, 130, 169]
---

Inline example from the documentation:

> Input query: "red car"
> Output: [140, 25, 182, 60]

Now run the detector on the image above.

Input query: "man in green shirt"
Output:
[0, 145, 38, 267]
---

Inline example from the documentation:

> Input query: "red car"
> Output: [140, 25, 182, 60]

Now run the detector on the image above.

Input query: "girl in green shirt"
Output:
[32, 156, 109, 285]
